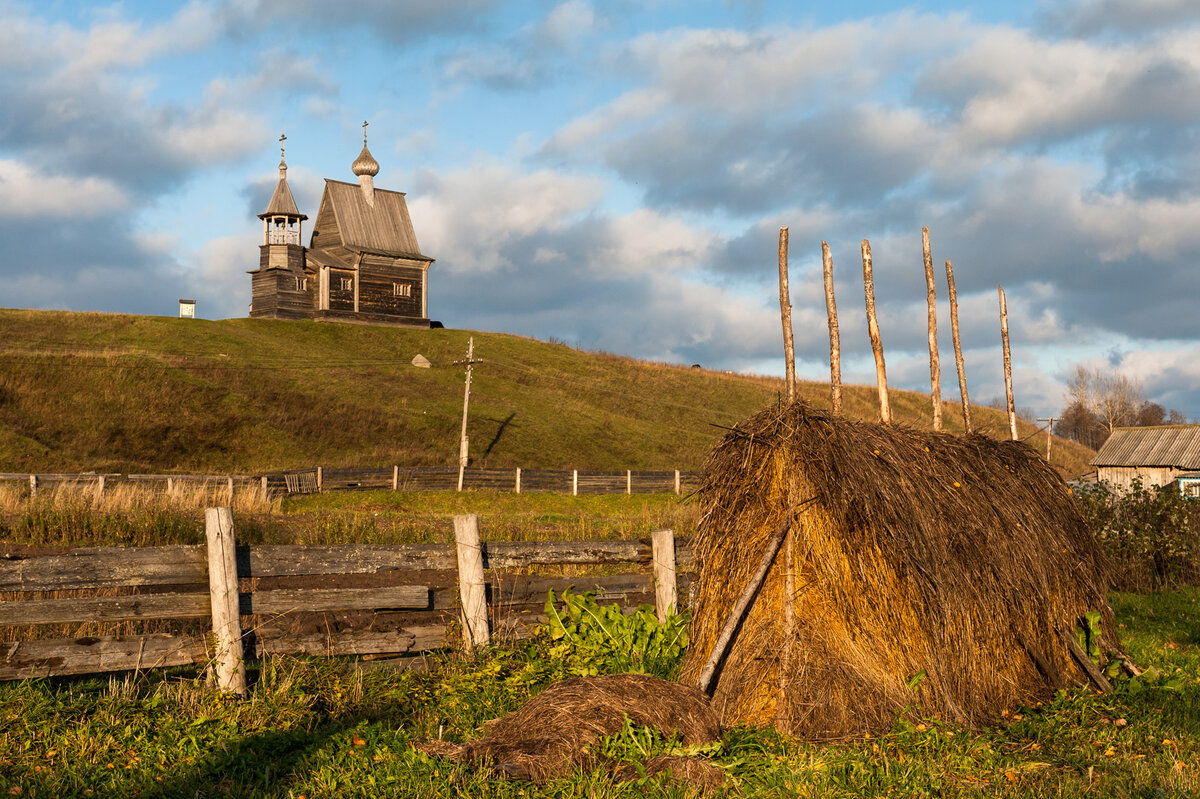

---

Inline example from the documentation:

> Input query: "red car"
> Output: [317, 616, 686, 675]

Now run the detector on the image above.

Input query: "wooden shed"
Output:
[1091, 424, 1200, 495]
[249, 129, 436, 327]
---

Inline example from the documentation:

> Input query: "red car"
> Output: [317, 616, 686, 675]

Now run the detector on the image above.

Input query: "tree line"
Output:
[1053, 366, 1187, 449]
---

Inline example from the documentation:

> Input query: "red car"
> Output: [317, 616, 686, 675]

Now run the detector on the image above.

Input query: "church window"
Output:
[295, 276, 307, 291]
[393, 283, 412, 297]
[340, 277, 353, 291]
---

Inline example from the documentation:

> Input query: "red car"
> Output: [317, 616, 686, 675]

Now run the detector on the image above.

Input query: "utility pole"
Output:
[454, 337, 482, 491]
[1038, 417, 1057, 463]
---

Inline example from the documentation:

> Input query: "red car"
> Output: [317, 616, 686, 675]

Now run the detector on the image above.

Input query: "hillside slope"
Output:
[0, 309, 1094, 477]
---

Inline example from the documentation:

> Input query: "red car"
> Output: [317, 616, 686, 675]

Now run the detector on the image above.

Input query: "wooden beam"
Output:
[945, 259, 972, 433]
[651, 528, 677, 623]
[923, 227, 942, 431]
[454, 514, 489, 648]
[822, 241, 842, 415]
[861, 239, 891, 424]
[999, 285, 1018, 441]
[206, 507, 246, 696]
[0, 634, 207, 681]
[778, 227, 796, 402]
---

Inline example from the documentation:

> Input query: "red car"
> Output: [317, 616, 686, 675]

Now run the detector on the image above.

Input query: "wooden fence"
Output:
[0, 467, 701, 499]
[0, 509, 694, 686]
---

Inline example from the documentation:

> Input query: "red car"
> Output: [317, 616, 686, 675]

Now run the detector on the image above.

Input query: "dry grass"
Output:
[679, 400, 1115, 741]
[0, 479, 277, 517]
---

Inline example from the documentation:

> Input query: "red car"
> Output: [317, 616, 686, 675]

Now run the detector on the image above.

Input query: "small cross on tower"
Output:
[279, 133, 287, 160]
[362, 120, 368, 144]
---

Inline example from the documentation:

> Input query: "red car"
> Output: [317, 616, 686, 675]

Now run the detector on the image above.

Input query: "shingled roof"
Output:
[1091, 425, 1200, 468]
[316, 179, 431, 261]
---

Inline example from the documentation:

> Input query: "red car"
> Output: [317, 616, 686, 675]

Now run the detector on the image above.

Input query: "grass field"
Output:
[3, 489, 1200, 797]
[0, 308, 1096, 479]
[0, 589, 1197, 798]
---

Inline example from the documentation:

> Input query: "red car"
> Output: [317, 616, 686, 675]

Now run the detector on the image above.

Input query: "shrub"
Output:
[1075, 480, 1200, 590]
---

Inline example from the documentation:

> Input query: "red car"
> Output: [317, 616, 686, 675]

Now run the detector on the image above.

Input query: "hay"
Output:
[678, 400, 1116, 741]
[415, 673, 720, 782]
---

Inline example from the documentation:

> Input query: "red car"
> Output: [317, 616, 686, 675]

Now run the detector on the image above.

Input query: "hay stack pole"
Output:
[999, 285, 1018, 441]
[777, 227, 796, 402]
[822, 241, 842, 415]
[922, 227, 942, 431]
[861, 239, 891, 424]
[696, 501, 815, 695]
[945, 259, 973, 433]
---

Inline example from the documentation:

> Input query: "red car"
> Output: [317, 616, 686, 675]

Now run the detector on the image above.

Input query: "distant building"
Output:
[248, 126, 436, 327]
[1090, 425, 1200, 496]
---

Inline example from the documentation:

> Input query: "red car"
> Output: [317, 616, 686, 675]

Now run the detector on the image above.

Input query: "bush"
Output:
[1075, 480, 1200, 590]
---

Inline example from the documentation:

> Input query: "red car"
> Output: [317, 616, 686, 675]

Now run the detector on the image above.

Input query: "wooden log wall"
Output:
[0, 512, 695, 682]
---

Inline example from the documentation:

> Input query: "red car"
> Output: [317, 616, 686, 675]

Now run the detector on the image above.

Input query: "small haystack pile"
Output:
[417, 673, 722, 788]
[678, 401, 1116, 740]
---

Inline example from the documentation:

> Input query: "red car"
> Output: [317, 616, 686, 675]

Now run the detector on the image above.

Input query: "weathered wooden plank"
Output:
[254, 625, 446, 657]
[0, 546, 206, 591]
[431, 573, 654, 611]
[2, 540, 692, 591]
[246, 585, 429, 615]
[0, 634, 208, 681]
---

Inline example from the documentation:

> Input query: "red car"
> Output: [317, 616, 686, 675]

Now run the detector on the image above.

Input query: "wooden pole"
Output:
[777, 227, 796, 402]
[95, 474, 105, 502]
[572, 469, 578, 496]
[626, 469, 632, 495]
[29, 474, 36, 499]
[923, 227, 942, 431]
[945, 260, 972, 433]
[777, 527, 795, 725]
[456, 337, 478, 493]
[674, 470, 681, 496]
[453, 514, 490, 648]
[205, 507, 246, 696]
[696, 498, 816, 695]
[515, 467, 521, 494]
[260, 475, 268, 502]
[227, 476, 235, 503]
[821, 241, 842, 415]
[999, 285, 1018, 441]
[316, 466, 323, 493]
[651, 528, 677, 623]
[861, 239, 891, 424]
[1038, 417, 1056, 462]
[392, 465, 399, 491]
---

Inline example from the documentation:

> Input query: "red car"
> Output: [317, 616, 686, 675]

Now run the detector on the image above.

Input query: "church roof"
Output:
[315, 179, 432, 261]
[258, 162, 307, 220]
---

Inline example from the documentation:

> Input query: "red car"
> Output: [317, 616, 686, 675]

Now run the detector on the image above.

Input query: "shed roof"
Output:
[1091, 425, 1200, 468]
[315, 179, 432, 261]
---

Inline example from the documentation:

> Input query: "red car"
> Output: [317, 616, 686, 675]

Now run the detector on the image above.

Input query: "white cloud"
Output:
[0, 159, 129, 217]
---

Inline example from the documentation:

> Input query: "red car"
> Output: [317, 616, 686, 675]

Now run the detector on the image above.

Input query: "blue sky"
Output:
[4, 0, 1200, 422]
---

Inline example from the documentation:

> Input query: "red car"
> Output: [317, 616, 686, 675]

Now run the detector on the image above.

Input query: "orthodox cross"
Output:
[362, 120, 368, 144]
[279, 133, 286, 160]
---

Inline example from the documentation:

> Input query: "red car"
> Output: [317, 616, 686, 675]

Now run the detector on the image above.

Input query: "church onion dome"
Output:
[352, 144, 380, 177]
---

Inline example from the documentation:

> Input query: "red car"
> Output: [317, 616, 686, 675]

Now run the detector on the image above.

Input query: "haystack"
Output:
[416, 674, 721, 783]
[678, 401, 1116, 741]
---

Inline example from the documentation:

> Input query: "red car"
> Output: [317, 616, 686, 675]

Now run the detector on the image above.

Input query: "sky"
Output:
[3, 0, 1200, 422]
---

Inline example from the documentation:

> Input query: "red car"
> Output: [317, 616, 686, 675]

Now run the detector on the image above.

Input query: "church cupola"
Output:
[258, 133, 307, 246]
[352, 120, 380, 206]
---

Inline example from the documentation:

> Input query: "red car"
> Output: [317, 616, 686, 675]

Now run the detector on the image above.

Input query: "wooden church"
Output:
[249, 126, 436, 327]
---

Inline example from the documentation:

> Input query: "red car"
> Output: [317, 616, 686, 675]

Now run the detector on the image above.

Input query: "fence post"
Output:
[674, 470, 681, 496]
[166, 477, 175, 496]
[29, 474, 37, 499]
[626, 470, 632, 495]
[260, 475, 268, 502]
[95, 475, 105, 501]
[453, 514, 490, 648]
[651, 528, 678, 623]
[572, 470, 578, 496]
[393, 465, 399, 491]
[227, 477, 235, 503]
[316, 466, 323, 493]
[205, 507, 246, 696]
[515, 467, 521, 494]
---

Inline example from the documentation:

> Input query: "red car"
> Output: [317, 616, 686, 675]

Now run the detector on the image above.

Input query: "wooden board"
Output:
[254, 625, 446, 658]
[0, 546, 206, 591]
[3, 585, 430, 626]
[0, 634, 208, 681]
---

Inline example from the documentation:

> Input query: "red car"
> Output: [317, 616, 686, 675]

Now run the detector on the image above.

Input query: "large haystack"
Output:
[678, 401, 1116, 741]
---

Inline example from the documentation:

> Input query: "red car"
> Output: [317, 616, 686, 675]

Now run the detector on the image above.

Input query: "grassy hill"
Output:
[0, 309, 1095, 477]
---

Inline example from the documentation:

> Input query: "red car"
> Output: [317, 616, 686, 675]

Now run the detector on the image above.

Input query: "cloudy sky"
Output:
[3, 0, 1200, 420]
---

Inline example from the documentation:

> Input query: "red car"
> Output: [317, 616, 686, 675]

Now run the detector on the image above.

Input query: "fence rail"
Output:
[0, 467, 702, 498]
[1, 510, 694, 684]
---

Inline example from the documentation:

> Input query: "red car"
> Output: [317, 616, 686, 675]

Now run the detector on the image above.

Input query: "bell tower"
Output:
[249, 134, 313, 319]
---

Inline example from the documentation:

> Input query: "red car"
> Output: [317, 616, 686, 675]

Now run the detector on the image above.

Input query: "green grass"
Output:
[0, 309, 1096, 478]
[2, 590, 1199, 798]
